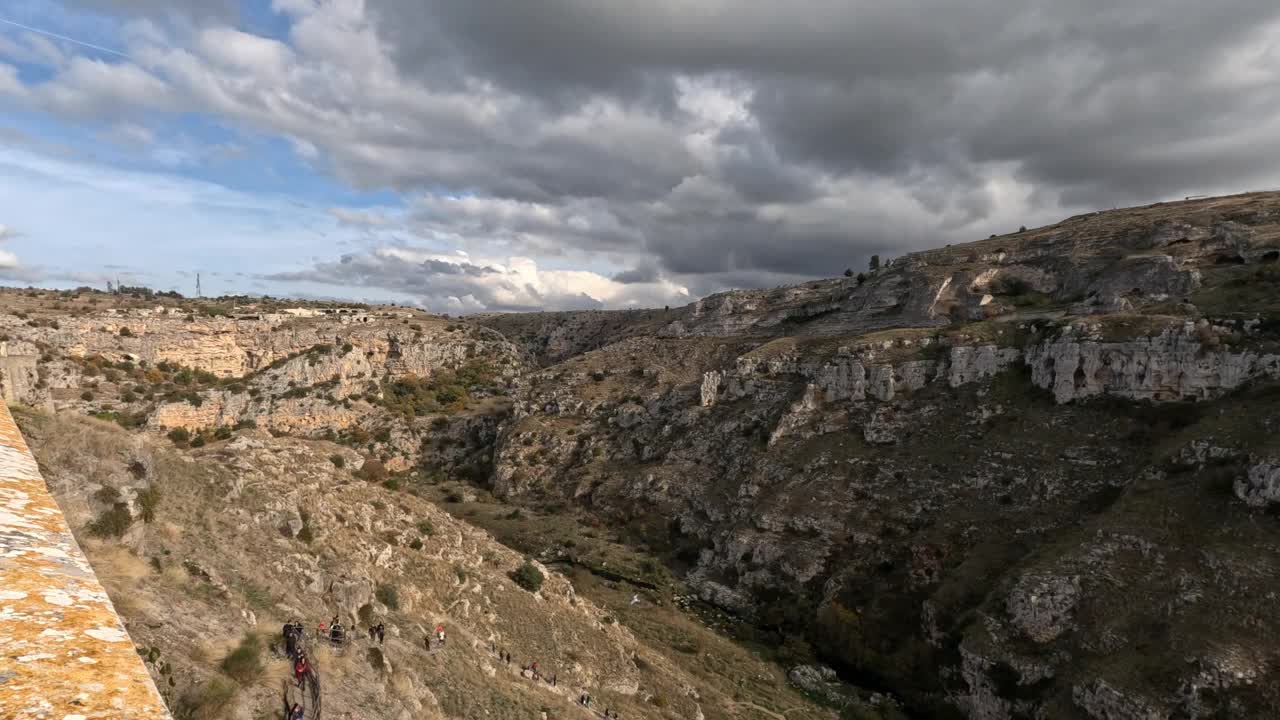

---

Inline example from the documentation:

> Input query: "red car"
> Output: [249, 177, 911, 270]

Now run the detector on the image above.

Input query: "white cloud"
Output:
[0, 223, 18, 269]
[271, 245, 690, 312]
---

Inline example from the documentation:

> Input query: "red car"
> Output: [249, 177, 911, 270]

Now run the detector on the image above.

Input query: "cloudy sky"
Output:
[3, 1, 1280, 312]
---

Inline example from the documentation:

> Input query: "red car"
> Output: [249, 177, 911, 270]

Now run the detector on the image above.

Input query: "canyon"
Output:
[4, 191, 1280, 719]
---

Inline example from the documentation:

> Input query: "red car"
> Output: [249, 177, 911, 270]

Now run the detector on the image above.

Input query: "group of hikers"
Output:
[425, 623, 446, 650]
[281, 620, 313, 720]
[490, 644, 620, 719]
[576, 692, 621, 718]
[315, 615, 349, 646]
[281, 613, 625, 719]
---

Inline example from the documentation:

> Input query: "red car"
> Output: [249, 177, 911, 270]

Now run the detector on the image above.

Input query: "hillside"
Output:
[5, 190, 1280, 719]
[14, 409, 840, 720]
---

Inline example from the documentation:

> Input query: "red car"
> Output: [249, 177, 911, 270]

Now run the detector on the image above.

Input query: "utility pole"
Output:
[196, 273, 202, 299]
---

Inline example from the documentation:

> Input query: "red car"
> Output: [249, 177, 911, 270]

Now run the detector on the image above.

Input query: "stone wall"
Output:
[0, 403, 169, 719]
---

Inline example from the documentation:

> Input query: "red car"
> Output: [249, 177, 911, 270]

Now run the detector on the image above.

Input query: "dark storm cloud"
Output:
[611, 263, 660, 285]
[344, 0, 1280, 291]
[28, 0, 1280, 310]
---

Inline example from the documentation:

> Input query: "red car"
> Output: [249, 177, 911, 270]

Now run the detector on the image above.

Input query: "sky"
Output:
[3, 1, 1280, 312]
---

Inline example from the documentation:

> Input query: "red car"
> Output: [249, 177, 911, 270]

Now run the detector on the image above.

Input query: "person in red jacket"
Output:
[293, 652, 310, 689]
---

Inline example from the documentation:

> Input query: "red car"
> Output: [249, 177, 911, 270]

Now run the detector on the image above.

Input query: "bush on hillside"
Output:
[135, 485, 161, 523]
[219, 633, 263, 683]
[171, 678, 236, 720]
[88, 502, 133, 538]
[167, 427, 190, 445]
[297, 510, 314, 544]
[355, 457, 387, 482]
[510, 561, 545, 593]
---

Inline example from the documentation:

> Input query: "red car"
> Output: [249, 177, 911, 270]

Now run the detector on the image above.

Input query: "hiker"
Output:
[375, 622, 385, 644]
[505, 652, 511, 665]
[289, 703, 304, 720]
[368, 625, 376, 641]
[531, 661, 540, 680]
[550, 674, 557, 687]
[293, 653, 310, 688]
[329, 622, 344, 644]
[424, 634, 431, 651]
[436, 624, 446, 646]
[317, 620, 327, 641]
[283, 621, 297, 657]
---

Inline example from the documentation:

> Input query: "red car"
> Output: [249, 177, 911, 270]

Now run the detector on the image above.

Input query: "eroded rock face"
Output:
[1006, 574, 1081, 643]
[700, 323, 1280, 411]
[1027, 323, 1280, 403]
[1072, 680, 1165, 720]
[0, 340, 41, 406]
[1234, 461, 1280, 507]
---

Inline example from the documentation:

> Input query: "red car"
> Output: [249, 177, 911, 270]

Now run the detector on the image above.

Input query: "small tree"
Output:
[868, 255, 881, 271]
[510, 561, 545, 593]
[167, 427, 190, 446]
[843, 268, 854, 277]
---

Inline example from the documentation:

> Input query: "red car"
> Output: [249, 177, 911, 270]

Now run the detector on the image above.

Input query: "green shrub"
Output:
[417, 520, 435, 536]
[80, 390, 95, 401]
[409, 538, 423, 550]
[189, 435, 206, 449]
[136, 485, 161, 523]
[382, 477, 400, 491]
[510, 561, 544, 593]
[167, 427, 190, 445]
[171, 678, 236, 720]
[219, 633, 263, 683]
[213, 426, 232, 440]
[375, 584, 399, 610]
[88, 502, 134, 538]
[93, 485, 122, 504]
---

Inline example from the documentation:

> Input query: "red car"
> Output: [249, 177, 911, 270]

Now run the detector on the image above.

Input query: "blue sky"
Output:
[3, 1, 1279, 310]
[0, 1, 414, 300]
